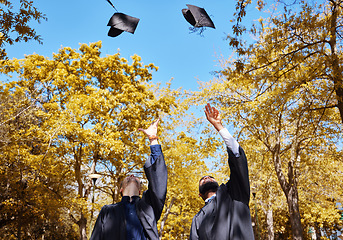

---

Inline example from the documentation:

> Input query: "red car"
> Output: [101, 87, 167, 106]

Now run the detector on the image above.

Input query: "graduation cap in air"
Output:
[182, 4, 215, 29]
[106, 0, 140, 37]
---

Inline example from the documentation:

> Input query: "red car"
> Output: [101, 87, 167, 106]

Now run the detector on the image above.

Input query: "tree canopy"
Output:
[194, 0, 343, 239]
[1, 0, 343, 239]
[0, 41, 182, 239]
[0, 0, 46, 59]
[228, 0, 343, 123]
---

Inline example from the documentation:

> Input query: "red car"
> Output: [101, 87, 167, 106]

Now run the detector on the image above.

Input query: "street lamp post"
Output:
[89, 173, 101, 186]
[89, 173, 101, 224]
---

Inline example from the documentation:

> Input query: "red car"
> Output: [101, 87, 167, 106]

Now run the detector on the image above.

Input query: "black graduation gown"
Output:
[90, 151, 167, 240]
[189, 146, 254, 240]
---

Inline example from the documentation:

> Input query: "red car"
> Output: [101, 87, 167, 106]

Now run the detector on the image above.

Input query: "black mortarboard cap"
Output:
[182, 4, 215, 29]
[107, 13, 140, 37]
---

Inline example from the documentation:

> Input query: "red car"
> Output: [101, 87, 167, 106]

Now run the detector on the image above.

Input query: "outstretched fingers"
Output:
[138, 118, 160, 137]
[204, 103, 212, 118]
[151, 118, 160, 128]
[204, 103, 223, 131]
[212, 107, 219, 119]
[205, 103, 219, 119]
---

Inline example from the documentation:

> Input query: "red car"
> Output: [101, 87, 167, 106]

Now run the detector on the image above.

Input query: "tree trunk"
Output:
[266, 207, 274, 240]
[17, 211, 22, 240]
[78, 212, 88, 240]
[286, 152, 304, 240]
[73, 143, 92, 240]
[272, 142, 304, 240]
[286, 185, 303, 240]
[314, 223, 321, 239]
[329, 0, 343, 123]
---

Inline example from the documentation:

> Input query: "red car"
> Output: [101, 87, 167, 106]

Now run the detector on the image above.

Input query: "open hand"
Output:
[138, 118, 160, 138]
[204, 103, 224, 131]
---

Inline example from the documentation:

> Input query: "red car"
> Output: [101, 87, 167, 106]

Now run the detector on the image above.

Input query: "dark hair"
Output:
[199, 175, 215, 183]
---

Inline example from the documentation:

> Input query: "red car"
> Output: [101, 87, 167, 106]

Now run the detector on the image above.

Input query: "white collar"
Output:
[205, 194, 216, 203]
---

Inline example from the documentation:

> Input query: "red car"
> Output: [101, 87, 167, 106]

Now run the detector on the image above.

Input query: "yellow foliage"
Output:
[0, 0, 47, 59]
[193, 2, 343, 238]
[0, 42, 178, 239]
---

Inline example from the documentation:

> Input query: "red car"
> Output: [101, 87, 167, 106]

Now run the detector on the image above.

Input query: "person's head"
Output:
[120, 174, 141, 197]
[198, 175, 219, 201]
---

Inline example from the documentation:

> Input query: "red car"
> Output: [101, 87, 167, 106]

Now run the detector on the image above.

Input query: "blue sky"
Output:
[5, 0, 261, 91]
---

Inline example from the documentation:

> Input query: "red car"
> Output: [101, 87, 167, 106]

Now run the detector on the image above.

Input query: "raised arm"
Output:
[138, 118, 167, 220]
[204, 103, 250, 204]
